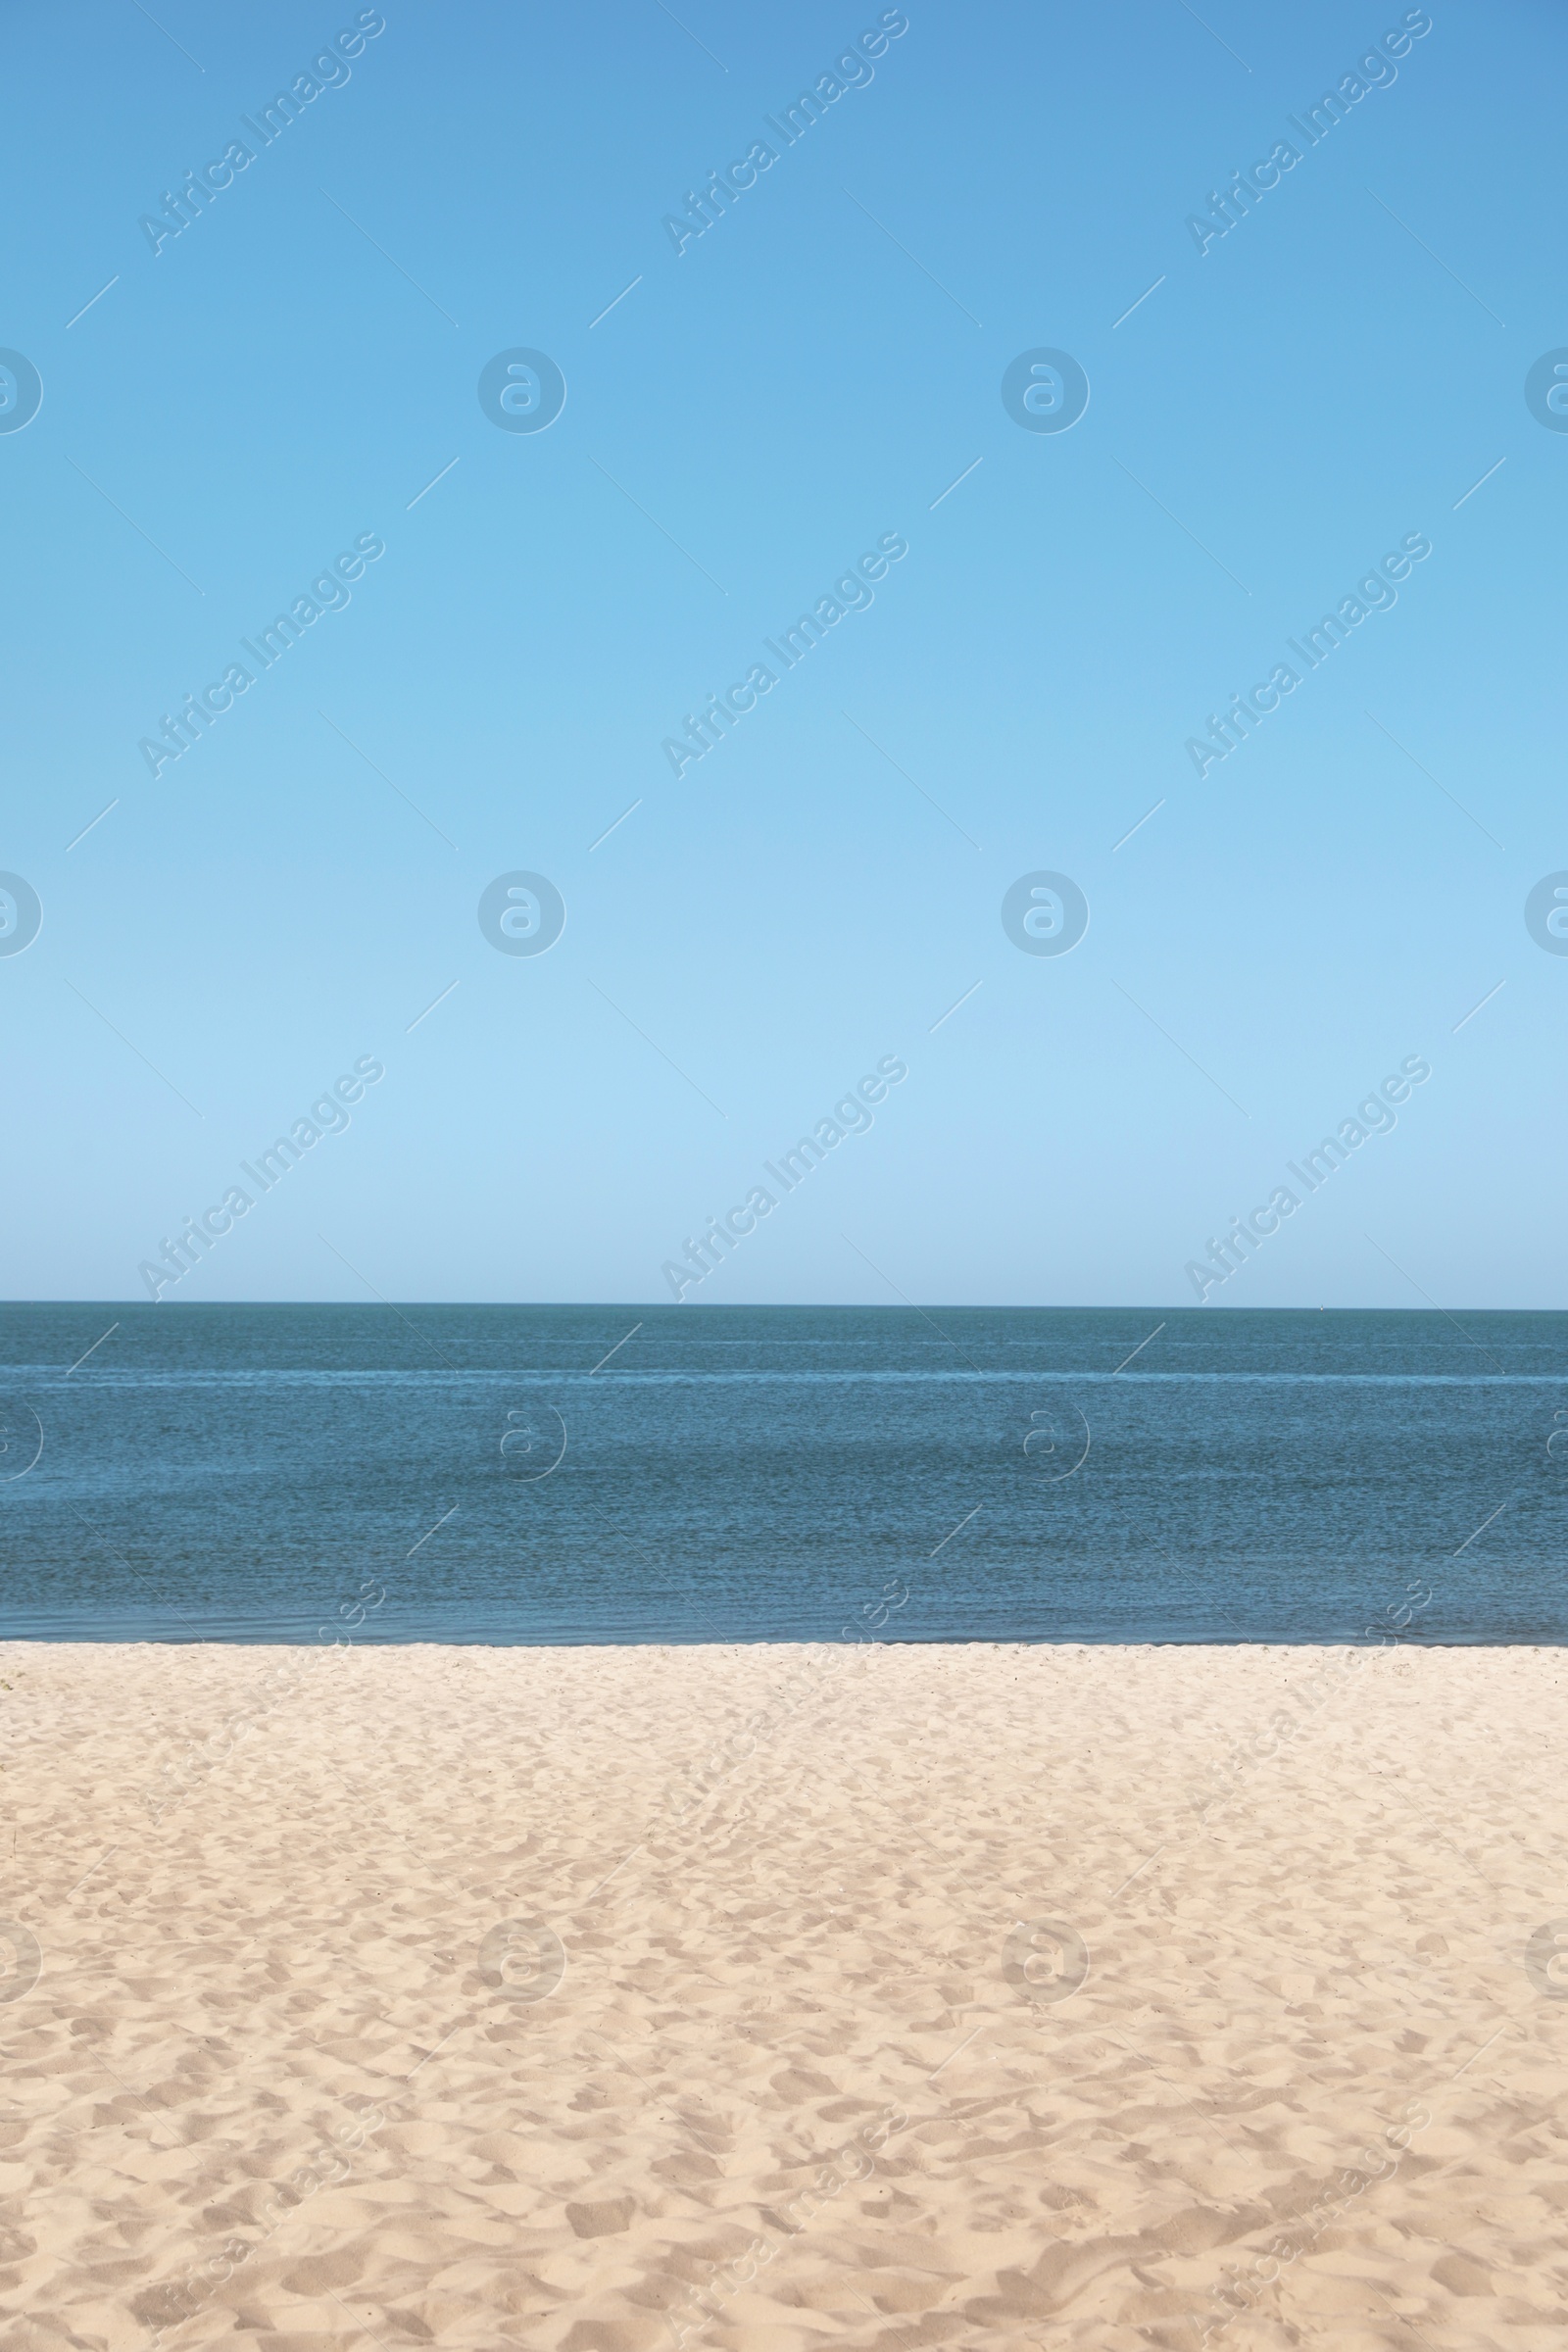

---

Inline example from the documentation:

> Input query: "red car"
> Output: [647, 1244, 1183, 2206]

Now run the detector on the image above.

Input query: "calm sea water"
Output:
[0, 1304, 1563, 1644]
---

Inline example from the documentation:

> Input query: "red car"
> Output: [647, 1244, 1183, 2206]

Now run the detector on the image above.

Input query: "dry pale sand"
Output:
[2, 1638, 1567, 2352]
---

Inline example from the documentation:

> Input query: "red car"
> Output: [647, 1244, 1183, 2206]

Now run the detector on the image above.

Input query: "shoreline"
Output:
[4, 1629, 1565, 1647]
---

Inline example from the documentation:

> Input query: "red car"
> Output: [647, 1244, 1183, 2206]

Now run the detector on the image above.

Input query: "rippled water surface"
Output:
[1, 1304, 1564, 1642]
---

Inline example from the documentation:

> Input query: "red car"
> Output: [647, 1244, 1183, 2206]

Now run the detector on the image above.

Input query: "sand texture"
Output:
[2, 1635, 1567, 2352]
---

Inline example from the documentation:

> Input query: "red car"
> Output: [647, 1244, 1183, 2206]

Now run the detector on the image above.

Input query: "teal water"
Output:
[0, 1304, 1563, 1643]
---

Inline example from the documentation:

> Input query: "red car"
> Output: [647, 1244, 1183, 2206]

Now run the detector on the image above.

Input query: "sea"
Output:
[0, 1304, 1563, 1644]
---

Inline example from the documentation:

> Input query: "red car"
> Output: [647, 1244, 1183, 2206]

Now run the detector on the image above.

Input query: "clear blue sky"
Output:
[2, 0, 1563, 1308]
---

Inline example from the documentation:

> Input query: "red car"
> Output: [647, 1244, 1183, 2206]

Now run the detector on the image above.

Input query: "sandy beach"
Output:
[2, 1636, 1565, 2352]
